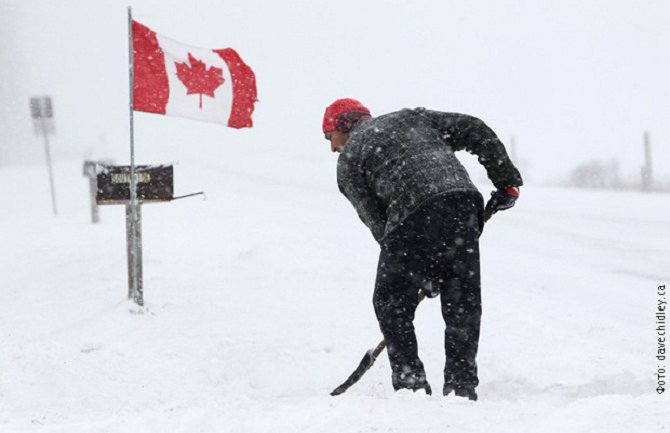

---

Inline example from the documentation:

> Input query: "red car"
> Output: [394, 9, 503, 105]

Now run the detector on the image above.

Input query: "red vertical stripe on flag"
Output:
[214, 48, 257, 128]
[132, 20, 169, 114]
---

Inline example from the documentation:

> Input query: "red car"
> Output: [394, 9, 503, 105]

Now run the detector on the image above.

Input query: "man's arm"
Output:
[337, 158, 387, 243]
[424, 110, 523, 189]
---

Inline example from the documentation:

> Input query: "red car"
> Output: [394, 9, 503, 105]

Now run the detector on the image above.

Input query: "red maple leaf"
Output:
[175, 53, 225, 109]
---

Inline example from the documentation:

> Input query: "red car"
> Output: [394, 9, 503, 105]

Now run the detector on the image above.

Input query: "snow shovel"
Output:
[330, 210, 493, 396]
[330, 291, 427, 396]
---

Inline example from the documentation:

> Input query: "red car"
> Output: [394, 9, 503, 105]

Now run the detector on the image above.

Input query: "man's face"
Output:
[325, 130, 349, 153]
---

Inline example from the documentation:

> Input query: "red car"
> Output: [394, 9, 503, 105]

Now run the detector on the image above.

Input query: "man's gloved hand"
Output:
[484, 187, 519, 220]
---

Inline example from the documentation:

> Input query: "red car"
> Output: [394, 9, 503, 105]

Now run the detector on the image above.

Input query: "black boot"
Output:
[443, 383, 477, 401]
[392, 370, 432, 395]
[455, 387, 477, 401]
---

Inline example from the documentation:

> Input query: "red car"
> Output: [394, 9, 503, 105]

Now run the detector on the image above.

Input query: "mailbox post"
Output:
[125, 204, 143, 301]
[83, 161, 100, 223]
[82, 159, 114, 223]
[96, 164, 175, 306]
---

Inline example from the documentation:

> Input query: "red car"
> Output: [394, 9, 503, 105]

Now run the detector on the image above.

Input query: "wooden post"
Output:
[83, 161, 100, 223]
[125, 203, 143, 306]
[88, 175, 100, 223]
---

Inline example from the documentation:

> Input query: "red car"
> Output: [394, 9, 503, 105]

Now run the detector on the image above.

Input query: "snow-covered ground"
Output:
[1, 148, 668, 432]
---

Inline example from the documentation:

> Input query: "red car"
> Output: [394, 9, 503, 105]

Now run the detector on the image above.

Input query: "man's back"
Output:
[337, 107, 483, 241]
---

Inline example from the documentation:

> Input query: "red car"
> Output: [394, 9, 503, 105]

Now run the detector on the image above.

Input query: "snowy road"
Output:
[1, 156, 668, 432]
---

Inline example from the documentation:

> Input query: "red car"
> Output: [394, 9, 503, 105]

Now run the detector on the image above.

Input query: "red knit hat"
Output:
[322, 98, 371, 133]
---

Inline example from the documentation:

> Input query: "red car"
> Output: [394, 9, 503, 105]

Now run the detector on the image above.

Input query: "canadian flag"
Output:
[132, 20, 257, 128]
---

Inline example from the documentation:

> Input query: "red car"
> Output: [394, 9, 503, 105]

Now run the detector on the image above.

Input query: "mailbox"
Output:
[96, 164, 174, 205]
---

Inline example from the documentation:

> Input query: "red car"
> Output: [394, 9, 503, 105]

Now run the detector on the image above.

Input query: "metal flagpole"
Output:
[127, 6, 142, 305]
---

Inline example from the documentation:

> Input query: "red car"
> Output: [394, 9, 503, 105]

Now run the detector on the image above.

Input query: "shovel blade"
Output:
[330, 350, 377, 396]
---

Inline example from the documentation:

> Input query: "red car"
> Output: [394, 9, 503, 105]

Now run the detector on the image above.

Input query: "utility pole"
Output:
[641, 131, 653, 192]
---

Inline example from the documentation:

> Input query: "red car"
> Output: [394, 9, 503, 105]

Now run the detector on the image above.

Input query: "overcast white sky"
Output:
[1, 0, 668, 184]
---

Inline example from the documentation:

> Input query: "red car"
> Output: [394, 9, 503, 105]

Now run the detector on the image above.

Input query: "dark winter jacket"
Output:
[337, 108, 523, 242]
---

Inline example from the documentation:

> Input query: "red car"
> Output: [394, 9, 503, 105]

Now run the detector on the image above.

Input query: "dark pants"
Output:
[373, 192, 484, 391]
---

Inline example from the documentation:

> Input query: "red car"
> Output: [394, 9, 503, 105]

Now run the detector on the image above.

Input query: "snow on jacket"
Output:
[337, 107, 523, 242]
